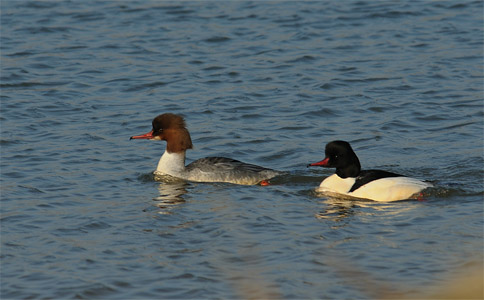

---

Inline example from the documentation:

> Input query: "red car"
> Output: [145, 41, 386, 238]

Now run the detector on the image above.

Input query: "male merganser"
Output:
[308, 140, 432, 202]
[131, 113, 282, 185]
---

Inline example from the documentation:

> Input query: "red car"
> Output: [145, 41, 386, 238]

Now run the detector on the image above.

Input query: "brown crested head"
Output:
[152, 113, 193, 153]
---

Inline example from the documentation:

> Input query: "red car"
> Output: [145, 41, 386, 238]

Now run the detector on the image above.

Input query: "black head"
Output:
[324, 141, 361, 178]
[308, 140, 361, 178]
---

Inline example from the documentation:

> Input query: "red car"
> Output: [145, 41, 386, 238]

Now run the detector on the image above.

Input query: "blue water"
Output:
[1, 1, 483, 299]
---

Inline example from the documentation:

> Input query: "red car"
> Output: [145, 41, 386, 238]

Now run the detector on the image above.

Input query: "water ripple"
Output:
[1, 1, 482, 299]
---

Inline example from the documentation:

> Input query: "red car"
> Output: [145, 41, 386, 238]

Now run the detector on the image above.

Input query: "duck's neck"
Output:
[335, 163, 360, 178]
[156, 150, 186, 175]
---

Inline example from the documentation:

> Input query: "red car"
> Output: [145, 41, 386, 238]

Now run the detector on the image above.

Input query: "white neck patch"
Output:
[156, 150, 186, 176]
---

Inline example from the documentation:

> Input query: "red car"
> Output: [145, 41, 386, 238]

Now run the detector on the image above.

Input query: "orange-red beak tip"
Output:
[307, 157, 330, 167]
[130, 130, 154, 140]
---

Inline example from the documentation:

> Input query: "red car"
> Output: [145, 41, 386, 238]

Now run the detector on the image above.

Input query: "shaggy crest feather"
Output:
[153, 113, 193, 153]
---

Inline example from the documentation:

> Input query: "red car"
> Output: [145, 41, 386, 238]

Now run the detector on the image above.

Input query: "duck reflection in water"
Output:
[153, 175, 188, 212]
[315, 192, 375, 222]
[315, 195, 417, 223]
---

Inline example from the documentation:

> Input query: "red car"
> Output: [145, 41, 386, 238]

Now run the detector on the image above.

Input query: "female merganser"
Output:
[308, 140, 432, 202]
[131, 113, 282, 185]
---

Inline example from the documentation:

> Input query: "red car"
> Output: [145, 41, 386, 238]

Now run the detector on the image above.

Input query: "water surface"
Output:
[1, 1, 483, 299]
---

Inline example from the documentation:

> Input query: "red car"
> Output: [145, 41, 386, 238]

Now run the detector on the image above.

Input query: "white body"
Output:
[317, 174, 432, 202]
[154, 150, 281, 185]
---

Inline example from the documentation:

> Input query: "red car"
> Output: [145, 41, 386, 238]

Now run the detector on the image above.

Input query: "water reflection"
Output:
[315, 193, 418, 222]
[153, 175, 189, 213]
[315, 193, 373, 222]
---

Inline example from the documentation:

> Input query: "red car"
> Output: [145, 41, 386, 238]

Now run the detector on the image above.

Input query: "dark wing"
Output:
[186, 157, 279, 174]
[349, 170, 404, 192]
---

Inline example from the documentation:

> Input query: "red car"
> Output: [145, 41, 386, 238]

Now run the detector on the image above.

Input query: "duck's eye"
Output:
[153, 128, 163, 135]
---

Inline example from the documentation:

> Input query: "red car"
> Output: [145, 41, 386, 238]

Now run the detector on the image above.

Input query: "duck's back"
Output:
[186, 157, 281, 185]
